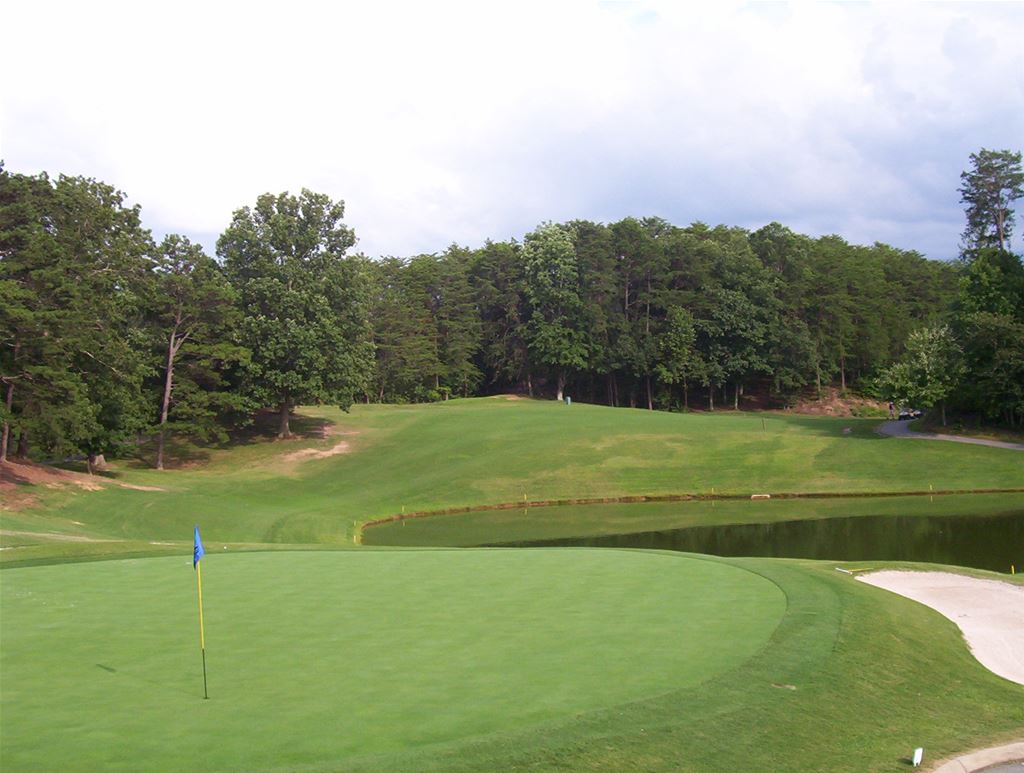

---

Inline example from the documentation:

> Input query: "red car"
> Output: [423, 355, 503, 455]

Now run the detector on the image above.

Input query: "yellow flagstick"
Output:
[194, 525, 209, 700]
[196, 559, 208, 699]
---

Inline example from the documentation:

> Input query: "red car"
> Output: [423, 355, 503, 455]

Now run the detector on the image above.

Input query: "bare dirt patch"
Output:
[790, 387, 886, 417]
[281, 440, 352, 463]
[0, 529, 119, 543]
[857, 571, 1024, 686]
[1, 459, 105, 492]
[0, 460, 166, 510]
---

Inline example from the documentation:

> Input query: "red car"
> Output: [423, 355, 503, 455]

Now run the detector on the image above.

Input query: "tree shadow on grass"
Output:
[225, 409, 336, 444]
[115, 410, 338, 471]
[760, 413, 889, 440]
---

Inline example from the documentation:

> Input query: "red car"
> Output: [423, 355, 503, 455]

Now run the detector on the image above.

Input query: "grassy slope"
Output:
[4, 398, 1023, 558]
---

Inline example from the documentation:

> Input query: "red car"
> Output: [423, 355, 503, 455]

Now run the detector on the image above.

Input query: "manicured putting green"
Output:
[1, 549, 784, 771]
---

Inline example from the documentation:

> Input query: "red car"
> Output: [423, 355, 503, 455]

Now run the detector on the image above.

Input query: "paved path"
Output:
[930, 741, 1024, 772]
[876, 420, 1024, 451]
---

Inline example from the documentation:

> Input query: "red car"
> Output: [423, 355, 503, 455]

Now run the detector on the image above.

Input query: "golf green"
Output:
[0, 549, 784, 771]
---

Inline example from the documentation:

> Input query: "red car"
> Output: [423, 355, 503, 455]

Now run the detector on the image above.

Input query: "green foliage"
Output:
[368, 249, 482, 402]
[957, 311, 1024, 425]
[522, 223, 588, 398]
[959, 148, 1024, 256]
[8, 157, 1004, 450]
[471, 239, 530, 388]
[218, 190, 374, 436]
[0, 169, 155, 466]
[876, 325, 964, 419]
[653, 306, 697, 398]
[956, 247, 1024, 317]
[148, 235, 249, 468]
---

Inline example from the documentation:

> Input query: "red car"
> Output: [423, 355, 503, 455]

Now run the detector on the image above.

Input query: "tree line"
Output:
[1, 149, 1021, 468]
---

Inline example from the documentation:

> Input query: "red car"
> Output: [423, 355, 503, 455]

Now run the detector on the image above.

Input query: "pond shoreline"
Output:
[361, 487, 1024, 534]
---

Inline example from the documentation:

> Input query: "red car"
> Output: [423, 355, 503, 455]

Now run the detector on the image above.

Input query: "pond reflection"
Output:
[488, 511, 1024, 572]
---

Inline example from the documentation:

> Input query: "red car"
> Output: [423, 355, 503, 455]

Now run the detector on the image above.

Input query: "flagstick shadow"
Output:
[94, 663, 200, 698]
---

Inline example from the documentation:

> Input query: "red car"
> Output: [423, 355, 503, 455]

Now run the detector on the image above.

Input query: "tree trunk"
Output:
[527, 372, 534, 398]
[708, 387, 714, 412]
[941, 401, 947, 427]
[278, 396, 292, 438]
[556, 371, 566, 402]
[840, 355, 846, 392]
[16, 429, 28, 459]
[607, 373, 614, 406]
[156, 331, 176, 470]
[0, 379, 13, 463]
[683, 378, 689, 410]
[734, 382, 739, 411]
[646, 375, 653, 410]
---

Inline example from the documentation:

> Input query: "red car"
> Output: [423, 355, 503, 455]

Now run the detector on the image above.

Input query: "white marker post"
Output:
[912, 747, 924, 767]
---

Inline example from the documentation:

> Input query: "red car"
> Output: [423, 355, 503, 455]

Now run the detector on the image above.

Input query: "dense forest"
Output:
[2, 150, 1022, 469]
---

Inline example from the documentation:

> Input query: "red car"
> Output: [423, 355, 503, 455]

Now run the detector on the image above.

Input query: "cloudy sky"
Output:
[3, 1, 1022, 261]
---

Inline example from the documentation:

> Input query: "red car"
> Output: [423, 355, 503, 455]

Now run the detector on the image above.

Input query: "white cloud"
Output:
[2, 1, 1022, 260]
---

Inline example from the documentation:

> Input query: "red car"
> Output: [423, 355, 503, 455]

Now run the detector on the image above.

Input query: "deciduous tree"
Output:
[522, 223, 588, 401]
[149, 235, 246, 469]
[218, 190, 374, 437]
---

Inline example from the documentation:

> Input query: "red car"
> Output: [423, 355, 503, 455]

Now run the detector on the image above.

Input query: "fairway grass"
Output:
[1, 549, 784, 771]
[4, 399, 1024, 556]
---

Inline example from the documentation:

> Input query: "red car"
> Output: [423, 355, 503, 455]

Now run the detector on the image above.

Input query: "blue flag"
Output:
[193, 526, 205, 569]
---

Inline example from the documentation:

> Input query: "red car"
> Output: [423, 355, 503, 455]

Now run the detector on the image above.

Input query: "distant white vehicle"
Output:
[898, 408, 923, 420]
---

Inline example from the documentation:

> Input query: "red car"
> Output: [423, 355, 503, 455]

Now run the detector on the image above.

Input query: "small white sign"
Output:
[912, 747, 924, 767]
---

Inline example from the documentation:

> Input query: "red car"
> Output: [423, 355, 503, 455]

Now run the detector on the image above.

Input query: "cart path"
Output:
[876, 420, 1024, 451]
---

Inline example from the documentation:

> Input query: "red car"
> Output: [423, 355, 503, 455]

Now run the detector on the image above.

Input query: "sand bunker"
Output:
[857, 571, 1024, 686]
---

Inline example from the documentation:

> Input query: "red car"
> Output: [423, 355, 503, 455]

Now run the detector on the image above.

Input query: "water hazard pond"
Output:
[364, 494, 1024, 573]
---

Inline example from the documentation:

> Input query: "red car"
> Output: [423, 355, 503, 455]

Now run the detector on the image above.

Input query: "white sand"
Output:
[856, 571, 1024, 686]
